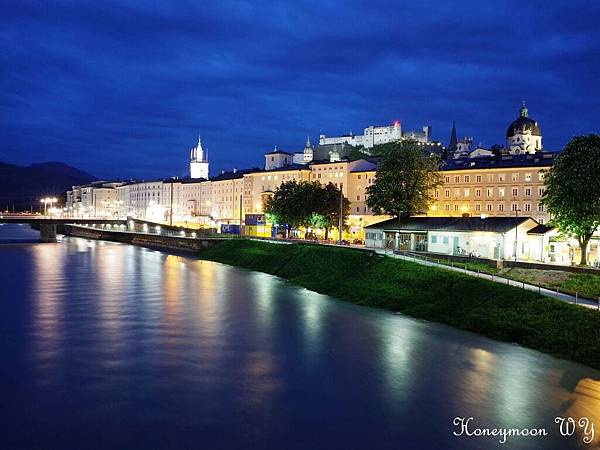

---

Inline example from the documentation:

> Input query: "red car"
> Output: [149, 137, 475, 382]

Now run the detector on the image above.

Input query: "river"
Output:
[0, 224, 599, 449]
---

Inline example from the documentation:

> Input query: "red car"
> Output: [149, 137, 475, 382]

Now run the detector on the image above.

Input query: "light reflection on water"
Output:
[0, 225, 599, 449]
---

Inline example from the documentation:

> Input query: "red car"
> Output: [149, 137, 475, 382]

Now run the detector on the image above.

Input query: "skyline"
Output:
[1, 1, 599, 179]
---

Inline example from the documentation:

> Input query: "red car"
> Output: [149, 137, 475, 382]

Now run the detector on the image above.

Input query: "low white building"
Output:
[365, 216, 538, 260]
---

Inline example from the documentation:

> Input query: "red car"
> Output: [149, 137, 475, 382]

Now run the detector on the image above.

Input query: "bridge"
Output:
[0, 214, 126, 241]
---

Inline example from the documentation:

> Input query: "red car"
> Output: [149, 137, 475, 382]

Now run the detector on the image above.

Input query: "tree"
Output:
[264, 180, 349, 239]
[321, 182, 350, 240]
[542, 135, 600, 265]
[366, 140, 443, 221]
[263, 180, 304, 236]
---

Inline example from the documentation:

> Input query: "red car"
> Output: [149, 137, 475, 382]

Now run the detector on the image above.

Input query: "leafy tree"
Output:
[542, 135, 600, 265]
[264, 180, 349, 239]
[366, 140, 443, 222]
[263, 180, 304, 236]
[321, 182, 350, 240]
[348, 145, 372, 161]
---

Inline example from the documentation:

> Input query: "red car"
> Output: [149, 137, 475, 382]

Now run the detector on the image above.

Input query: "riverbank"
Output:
[200, 239, 600, 370]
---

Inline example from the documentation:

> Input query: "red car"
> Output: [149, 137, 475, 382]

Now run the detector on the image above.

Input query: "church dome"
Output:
[506, 103, 541, 138]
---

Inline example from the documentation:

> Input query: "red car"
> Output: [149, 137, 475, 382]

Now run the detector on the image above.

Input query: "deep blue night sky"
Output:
[1, 1, 599, 179]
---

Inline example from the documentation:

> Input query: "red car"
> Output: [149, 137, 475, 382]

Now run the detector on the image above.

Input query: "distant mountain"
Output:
[0, 161, 97, 210]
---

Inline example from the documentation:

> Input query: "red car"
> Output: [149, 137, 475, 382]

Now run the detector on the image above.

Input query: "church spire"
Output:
[305, 135, 311, 148]
[448, 121, 458, 152]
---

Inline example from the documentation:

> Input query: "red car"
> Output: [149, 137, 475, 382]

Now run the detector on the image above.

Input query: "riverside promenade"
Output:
[375, 248, 600, 310]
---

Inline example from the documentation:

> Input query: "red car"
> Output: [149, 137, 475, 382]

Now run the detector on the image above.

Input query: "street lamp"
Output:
[40, 198, 48, 215]
[514, 208, 522, 262]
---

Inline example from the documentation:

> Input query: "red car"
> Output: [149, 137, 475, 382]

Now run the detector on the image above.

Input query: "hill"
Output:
[0, 161, 97, 210]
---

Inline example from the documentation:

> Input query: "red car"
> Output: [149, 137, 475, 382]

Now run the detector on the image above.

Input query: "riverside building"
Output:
[66, 106, 594, 260]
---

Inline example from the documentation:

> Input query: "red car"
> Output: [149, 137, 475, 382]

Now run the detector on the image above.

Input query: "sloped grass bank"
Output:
[200, 239, 600, 370]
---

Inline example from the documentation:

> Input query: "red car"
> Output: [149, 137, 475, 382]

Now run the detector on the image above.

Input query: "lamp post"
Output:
[514, 208, 521, 262]
[40, 198, 48, 215]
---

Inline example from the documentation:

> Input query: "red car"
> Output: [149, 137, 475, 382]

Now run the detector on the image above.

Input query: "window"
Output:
[445, 176, 451, 183]
[538, 203, 544, 212]
[512, 203, 519, 211]
[454, 176, 460, 183]
[476, 175, 482, 183]
[475, 188, 482, 197]
[454, 204, 459, 211]
[498, 174, 505, 182]
[431, 235, 438, 243]
[444, 204, 450, 211]
[358, 175, 361, 179]
[538, 187, 545, 196]
[511, 173, 519, 182]
[434, 189, 440, 198]
[487, 204, 493, 212]
[464, 188, 470, 197]
[498, 203, 504, 212]
[475, 204, 481, 211]
[443, 236, 449, 244]
[445, 189, 450, 198]
[525, 173, 532, 182]
[356, 196, 360, 200]
[525, 187, 531, 196]
[487, 174, 494, 182]
[486, 188, 493, 197]
[454, 188, 460, 198]
[524, 203, 531, 212]
[498, 187, 505, 197]
[538, 218, 545, 224]
[512, 188, 519, 197]
[464, 175, 470, 183]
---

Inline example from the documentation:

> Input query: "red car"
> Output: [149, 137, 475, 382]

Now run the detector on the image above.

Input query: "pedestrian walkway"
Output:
[375, 249, 599, 310]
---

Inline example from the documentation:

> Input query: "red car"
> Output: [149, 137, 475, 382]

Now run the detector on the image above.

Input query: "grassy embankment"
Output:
[200, 239, 600, 370]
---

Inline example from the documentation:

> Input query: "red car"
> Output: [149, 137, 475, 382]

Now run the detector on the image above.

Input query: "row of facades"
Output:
[65, 105, 599, 264]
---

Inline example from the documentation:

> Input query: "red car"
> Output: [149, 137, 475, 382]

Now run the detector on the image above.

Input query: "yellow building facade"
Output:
[429, 153, 556, 224]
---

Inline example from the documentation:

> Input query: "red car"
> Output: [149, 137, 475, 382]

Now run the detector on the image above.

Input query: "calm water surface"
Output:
[0, 224, 599, 450]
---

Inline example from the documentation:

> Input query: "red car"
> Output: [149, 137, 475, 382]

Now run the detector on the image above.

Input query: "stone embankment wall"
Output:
[61, 225, 224, 253]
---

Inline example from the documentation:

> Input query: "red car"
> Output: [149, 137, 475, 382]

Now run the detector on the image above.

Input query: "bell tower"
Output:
[190, 135, 209, 179]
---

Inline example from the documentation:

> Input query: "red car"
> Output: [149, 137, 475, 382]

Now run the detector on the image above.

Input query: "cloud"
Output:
[1, 0, 598, 178]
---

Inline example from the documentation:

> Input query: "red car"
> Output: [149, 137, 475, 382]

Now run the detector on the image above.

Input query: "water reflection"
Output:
[1, 227, 599, 450]
[31, 243, 66, 380]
